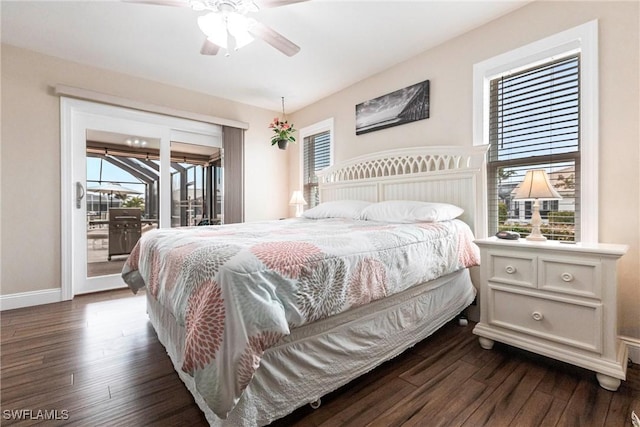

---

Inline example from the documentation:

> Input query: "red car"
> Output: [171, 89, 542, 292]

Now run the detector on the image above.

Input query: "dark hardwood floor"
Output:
[1, 289, 638, 426]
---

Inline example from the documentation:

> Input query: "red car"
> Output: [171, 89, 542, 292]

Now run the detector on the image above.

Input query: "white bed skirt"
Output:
[146, 268, 476, 426]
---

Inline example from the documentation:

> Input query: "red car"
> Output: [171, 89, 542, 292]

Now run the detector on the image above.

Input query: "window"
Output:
[473, 20, 598, 242]
[303, 131, 331, 208]
[299, 119, 334, 209]
[488, 55, 580, 241]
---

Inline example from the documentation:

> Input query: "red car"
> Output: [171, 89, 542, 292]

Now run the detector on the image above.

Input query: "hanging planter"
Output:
[277, 139, 289, 150]
[269, 97, 296, 150]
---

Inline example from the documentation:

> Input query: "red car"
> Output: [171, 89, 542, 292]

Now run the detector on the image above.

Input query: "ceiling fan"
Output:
[128, 0, 305, 56]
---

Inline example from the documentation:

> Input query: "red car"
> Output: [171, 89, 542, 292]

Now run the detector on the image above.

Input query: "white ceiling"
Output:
[1, 0, 530, 112]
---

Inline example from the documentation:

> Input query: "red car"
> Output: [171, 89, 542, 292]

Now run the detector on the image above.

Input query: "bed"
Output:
[122, 145, 488, 426]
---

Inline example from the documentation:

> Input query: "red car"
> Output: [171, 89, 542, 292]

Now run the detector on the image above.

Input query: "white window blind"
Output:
[488, 54, 580, 241]
[303, 130, 331, 208]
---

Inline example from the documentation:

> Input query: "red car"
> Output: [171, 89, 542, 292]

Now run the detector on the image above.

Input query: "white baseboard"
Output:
[621, 336, 640, 364]
[0, 288, 63, 311]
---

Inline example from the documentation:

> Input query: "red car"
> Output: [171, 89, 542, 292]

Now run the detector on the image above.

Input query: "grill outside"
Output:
[108, 208, 141, 261]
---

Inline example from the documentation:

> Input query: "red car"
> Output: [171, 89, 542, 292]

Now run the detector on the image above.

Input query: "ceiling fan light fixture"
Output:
[232, 30, 254, 50]
[129, 0, 301, 57]
[198, 12, 228, 49]
[227, 13, 253, 49]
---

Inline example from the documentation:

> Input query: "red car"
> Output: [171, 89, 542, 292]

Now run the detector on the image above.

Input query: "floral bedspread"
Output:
[121, 217, 479, 418]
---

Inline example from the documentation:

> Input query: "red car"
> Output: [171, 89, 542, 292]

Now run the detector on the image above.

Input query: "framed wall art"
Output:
[355, 80, 430, 135]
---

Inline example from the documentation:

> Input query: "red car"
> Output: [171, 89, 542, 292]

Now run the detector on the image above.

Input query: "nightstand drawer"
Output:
[488, 286, 602, 353]
[539, 257, 601, 298]
[489, 253, 536, 288]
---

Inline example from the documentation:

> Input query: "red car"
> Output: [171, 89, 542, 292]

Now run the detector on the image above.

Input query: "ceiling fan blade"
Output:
[254, 0, 309, 9]
[123, 0, 190, 7]
[248, 21, 300, 56]
[200, 39, 221, 55]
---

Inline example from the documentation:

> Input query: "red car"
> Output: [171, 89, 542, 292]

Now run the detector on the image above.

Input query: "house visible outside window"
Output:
[300, 119, 334, 209]
[489, 55, 580, 241]
[473, 20, 598, 242]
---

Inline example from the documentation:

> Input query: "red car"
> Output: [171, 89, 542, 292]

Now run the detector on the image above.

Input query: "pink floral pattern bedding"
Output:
[122, 218, 479, 418]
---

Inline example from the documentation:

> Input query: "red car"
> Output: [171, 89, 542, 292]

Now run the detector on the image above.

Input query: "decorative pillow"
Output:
[302, 200, 372, 220]
[360, 200, 464, 223]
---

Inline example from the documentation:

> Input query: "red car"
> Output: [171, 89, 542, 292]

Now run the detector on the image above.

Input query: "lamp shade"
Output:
[227, 13, 253, 49]
[289, 190, 307, 218]
[513, 169, 562, 200]
[198, 12, 228, 49]
[289, 190, 307, 206]
[198, 12, 255, 52]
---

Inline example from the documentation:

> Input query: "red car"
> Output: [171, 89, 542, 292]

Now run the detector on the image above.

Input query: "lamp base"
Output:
[526, 198, 547, 242]
[526, 234, 547, 242]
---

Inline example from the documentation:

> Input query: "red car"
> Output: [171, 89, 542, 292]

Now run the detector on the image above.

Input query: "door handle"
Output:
[76, 181, 85, 209]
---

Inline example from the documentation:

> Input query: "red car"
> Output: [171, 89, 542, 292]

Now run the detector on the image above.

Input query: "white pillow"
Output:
[360, 200, 464, 223]
[302, 200, 372, 220]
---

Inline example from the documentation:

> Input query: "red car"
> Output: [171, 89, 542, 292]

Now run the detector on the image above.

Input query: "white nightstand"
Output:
[472, 237, 628, 391]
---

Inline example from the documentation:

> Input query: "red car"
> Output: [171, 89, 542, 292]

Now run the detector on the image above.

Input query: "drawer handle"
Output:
[561, 272, 574, 282]
[505, 265, 517, 274]
[531, 311, 544, 321]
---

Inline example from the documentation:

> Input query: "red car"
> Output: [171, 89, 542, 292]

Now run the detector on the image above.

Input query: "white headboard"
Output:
[316, 145, 489, 237]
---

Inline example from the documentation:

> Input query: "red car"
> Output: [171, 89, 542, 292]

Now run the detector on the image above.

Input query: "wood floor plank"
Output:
[602, 377, 640, 427]
[1, 372, 74, 403]
[511, 390, 562, 427]
[0, 353, 44, 375]
[64, 375, 201, 427]
[371, 359, 480, 426]
[399, 329, 477, 387]
[461, 360, 548, 427]
[9, 318, 88, 339]
[461, 337, 505, 368]
[556, 378, 614, 427]
[3, 381, 112, 418]
[423, 378, 494, 427]
[535, 364, 581, 402]
[317, 377, 417, 426]
[471, 346, 519, 388]
[1, 362, 74, 391]
[409, 319, 471, 356]
[604, 392, 634, 427]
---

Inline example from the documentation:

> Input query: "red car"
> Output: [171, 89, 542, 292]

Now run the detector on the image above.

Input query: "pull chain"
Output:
[281, 96, 286, 119]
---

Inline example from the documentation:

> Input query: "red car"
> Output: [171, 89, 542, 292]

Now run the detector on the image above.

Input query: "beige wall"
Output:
[288, 1, 640, 339]
[1, 44, 288, 296]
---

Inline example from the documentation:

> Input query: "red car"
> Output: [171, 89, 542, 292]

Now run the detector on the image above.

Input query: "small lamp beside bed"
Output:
[513, 169, 562, 241]
[289, 190, 308, 217]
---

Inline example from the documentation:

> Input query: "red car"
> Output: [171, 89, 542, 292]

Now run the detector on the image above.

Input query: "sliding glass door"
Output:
[62, 98, 222, 297]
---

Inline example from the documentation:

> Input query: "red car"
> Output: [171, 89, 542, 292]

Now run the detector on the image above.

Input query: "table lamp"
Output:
[513, 169, 562, 241]
[289, 190, 308, 217]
